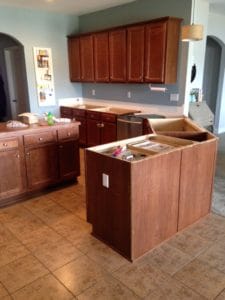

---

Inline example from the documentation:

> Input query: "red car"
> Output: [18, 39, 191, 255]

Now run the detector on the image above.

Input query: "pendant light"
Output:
[181, 0, 203, 42]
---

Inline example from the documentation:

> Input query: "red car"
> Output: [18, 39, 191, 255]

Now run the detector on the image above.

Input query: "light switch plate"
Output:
[170, 93, 179, 101]
[102, 173, 109, 188]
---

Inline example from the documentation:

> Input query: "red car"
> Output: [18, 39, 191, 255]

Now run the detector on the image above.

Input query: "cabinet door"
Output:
[25, 144, 59, 190]
[94, 32, 109, 82]
[59, 140, 80, 181]
[68, 37, 81, 82]
[101, 122, 117, 144]
[80, 35, 94, 82]
[87, 119, 101, 147]
[0, 147, 26, 201]
[144, 21, 167, 83]
[109, 29, 126, 82]
[75, 116, 87, 146]
[127, 25, 145, 82]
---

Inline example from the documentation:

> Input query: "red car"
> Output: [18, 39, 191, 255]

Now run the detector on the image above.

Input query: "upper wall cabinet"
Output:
[80, 35, 94, 82]
[109, 29, 127, 82]
[94, 32, 109, 82]
[67, 17, 182, 84]
[68, 37, 81, 81]
[144, 18, 181, 84]
[127, 25, 145, 82]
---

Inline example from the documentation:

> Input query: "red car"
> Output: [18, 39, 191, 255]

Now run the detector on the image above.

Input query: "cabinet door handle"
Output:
[3, 143, 7, 147]
[59, 145, 63, 149]
[39, 137, 43, 141]
[16, 154, 20, 158]
[67, 132, 71, 137]
[26, 152, 30, 156]
[96, 123, 101, 128]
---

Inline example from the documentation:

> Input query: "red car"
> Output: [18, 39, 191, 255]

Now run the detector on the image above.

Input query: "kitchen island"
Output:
[0, 121, 80, 207]
[85, 117, 218, 261]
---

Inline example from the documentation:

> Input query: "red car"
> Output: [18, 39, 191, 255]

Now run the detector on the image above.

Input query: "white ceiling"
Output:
[0, 0, 135, 15]
[0, 0, 224, 16]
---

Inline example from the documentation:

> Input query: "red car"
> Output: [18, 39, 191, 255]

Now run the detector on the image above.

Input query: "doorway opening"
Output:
[203, 36, 222, 133]
[0, 33, 30, 122]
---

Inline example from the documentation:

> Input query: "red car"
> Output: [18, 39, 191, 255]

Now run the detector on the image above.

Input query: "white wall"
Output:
[207, 12, 225, 133]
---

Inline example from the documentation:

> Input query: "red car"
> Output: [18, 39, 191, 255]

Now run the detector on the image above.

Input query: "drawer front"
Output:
[58, 127, 79, 141]
[73, 108, 86, 118]
[87, 110, 101, 120]
[60, 106, 72, 117]
[0, 139, 19, 151]
[101, 113, 117, 123]
[24, 131, 57, 147]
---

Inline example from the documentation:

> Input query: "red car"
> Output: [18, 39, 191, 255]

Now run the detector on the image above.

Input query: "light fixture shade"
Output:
[181, 24, 204, 42]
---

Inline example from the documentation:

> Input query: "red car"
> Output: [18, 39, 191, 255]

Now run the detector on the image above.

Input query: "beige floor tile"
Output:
[4, 216, 45, 242]
[77, 273, 140, 300]
[174, 259, 225, 299]
[0, 223, 17, 246]
[0, 296, 11, 300]
[23, 196, 56, 212]
[0, 254, 49, 293]
[11, 274, 75, 300]
[0, 282, 9, 298]
[20, 225, 62, 252]
[197, 243, 225, 273]
[54, 255, 107, 296]
[0, 239, 29, 267]
[145, 287, 205, 300]
[141, 243, 193, 275]
[0, 205, 33, 223]
[33, 238, 83, 271]
[113, 261, 171, 298]
[77, 236, 128, 272]
[215, 288, 225, 300]
[167, 230, 212, 257]
[184, 215, 225, 242]
[50, 215, 91, 245]
[30, 203, 73, 225]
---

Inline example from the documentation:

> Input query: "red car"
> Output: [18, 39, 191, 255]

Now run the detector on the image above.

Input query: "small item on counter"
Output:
[112, 145, 124, 157]
[47, 112, 54, 125]
[54, 117, 71, 123]
[6, 120, 28, 128]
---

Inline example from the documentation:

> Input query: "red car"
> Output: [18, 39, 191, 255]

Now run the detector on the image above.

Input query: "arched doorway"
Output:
[203, 36, 223, 133]
[0, 33, 29, 121]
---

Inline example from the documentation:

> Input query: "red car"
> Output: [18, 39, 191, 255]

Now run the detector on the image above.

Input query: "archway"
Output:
[0, 33, 30, 121]
[203, 36, 225, 133]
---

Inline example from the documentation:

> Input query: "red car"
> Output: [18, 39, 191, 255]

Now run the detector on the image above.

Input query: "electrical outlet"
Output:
[92, 89, 96, 96]
[102, 173, 109, 188]
[127, 91, 131, 99]
[170, 93, 179, 101]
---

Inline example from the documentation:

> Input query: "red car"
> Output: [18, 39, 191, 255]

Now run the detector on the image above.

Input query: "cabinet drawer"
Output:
[60, 106, 72, 117]
[73, 108, 86, 118]
[24, 131, 57, 147]
[0, 139, 18, 151]
[101, 113, 117, 123]
[86, 110, 101, 120]
[58, 127, 79, 141]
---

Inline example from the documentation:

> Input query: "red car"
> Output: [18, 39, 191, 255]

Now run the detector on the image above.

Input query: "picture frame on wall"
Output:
[33, 47, 55, 106]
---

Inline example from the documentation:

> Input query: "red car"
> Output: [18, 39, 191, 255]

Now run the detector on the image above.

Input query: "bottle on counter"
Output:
[47, 112, 54, 125]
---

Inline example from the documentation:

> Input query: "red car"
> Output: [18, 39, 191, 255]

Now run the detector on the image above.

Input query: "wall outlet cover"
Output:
[102, 173, 109, 188]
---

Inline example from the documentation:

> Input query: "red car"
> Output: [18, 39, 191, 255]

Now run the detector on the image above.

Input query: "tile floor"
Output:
[0, 151, 225, 299]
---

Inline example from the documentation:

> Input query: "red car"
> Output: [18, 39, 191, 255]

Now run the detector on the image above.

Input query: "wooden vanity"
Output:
[85, 118, 218, 261]
[0, 122, 80, 207]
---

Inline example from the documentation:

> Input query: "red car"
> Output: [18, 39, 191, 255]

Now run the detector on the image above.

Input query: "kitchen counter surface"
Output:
[0, 121, 80, 138]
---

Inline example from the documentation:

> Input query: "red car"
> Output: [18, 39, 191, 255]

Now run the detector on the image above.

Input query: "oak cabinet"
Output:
[86, 111, 117, 147]
[0, 123, 80, 206]
[80, 35, 94, 82]
[0, 137, 26, 202]
[127, 25, 145, 82]
[68, 37, 81, 82]
[73, 108, 87, 146]
[94, 32, 109, 82]
[144, 18, 181, 83]
[85, 118, 218, 261]
[109, 29, 127, 82]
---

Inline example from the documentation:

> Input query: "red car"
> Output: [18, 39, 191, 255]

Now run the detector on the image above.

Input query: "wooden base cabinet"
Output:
[0, 137, 26, 203]
[0, 123, 80, 207]
[85, 120, 218, 261]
